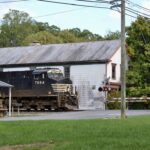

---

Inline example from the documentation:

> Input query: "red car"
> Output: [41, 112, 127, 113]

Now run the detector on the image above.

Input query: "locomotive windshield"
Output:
[47, 69, 63, 80]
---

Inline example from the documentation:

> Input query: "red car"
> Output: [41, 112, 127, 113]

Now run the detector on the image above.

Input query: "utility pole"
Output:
[110, 0, 126, 118]
[120, 0, 126, 119]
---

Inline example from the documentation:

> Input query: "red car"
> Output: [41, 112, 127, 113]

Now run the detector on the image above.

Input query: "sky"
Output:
[0, 0, 150, 36]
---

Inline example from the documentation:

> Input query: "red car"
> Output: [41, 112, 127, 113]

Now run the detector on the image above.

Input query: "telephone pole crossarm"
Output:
[110, 4, 121, 9]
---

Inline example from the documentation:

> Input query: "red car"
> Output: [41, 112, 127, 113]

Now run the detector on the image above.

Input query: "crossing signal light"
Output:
[98, 87, 103, 92]
[98, 86, 110, 92]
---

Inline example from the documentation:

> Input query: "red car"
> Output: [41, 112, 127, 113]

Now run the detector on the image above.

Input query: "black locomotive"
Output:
[0, 68, 78, 111]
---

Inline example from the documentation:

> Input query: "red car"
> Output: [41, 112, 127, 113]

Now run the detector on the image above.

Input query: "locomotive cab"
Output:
[32, 68, 68, 95]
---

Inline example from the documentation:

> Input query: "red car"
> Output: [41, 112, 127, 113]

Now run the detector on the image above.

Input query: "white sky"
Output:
[0, 0, 150, 36]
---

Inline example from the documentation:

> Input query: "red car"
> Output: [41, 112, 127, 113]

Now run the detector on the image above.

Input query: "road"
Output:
[0, 110, 150, 121]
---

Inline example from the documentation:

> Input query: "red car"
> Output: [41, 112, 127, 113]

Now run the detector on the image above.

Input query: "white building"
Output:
[0, 39, 121, 110]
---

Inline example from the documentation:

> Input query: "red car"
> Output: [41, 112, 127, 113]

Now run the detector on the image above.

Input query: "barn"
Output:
[0, 39, 121, 110]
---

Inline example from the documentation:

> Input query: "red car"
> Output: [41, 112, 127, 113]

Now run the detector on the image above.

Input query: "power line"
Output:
[37, 0, 131, 16]
[110, 1, 149, 47]
[117, 9, 137, 19]
[0, 0, 136, 20]
[0, 0, 29, 3]
[109, 0, 150, 18]
[109, 0, 150, 19]
[110, 1, 137, 19]
[33, 6, 137, 20]
[34, 7, 86, 18]
[126, 7, 150, 18]
[37, 0, 111, 9]
[75, 0, 150, 18]
[76, 0, 110, 4]
[35, 0, 150, 19]
[0, 0, 148, 20]
[126, 0, 150, 13]
[36, 0, 124, 19]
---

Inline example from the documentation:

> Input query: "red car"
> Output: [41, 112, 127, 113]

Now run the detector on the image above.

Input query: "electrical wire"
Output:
[0, 0, 29, 3]
[110, 1, 137, 19]
[1, 0, 149, 19]
[37, 0, 150, 19]
[126, 7, 150, 18]
[76, 0, 110, 4]
[35, 0, 150, 43]
[76, 0, 150, 18]
[34, 7, 86, 18]
[37, 0, 111, 9]
[126, 0, 150, 13]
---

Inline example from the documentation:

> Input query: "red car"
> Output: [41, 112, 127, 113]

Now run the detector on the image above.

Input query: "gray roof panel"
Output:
[0, 40, 121, 66]
[0, 81, 13, 88]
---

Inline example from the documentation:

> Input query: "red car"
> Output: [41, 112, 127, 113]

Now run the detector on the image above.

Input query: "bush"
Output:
[107, 91, 121, 109]
[107, 101, 121, 109]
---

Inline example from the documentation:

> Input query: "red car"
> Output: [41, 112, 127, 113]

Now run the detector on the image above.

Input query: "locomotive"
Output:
[0, 68, 78, 111]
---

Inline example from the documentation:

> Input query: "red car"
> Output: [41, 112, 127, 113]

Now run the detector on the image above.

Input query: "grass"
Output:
[0, 116, 150, 150]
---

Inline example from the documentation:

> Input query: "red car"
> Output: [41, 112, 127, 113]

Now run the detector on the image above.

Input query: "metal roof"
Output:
[0, 81, 13, 88]
[0, 39, 121, 67]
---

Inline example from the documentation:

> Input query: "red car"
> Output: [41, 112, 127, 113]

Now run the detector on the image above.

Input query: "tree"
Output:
[69, 28, 81, 37]
[59, 30, 79, 43]
[126, 16, 150, 96]
[49, 25, 61, 35]
[35, 22, 50, 32]
[69, 28, 103, 41]
[0, 9, 37, 47]
[23, 31, 62, 45]
[0, 10, 104, 47]
[104, 30, 121, 40]
[81, 29, 94, 40]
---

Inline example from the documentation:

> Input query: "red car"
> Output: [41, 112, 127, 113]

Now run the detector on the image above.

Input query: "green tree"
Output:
[126, 16, 150, 96]
[49, 25, 61, 35]
[0, 9, 37, 47]
[35, 22, 50, 32]
[69, 28, 82, 37]
[59, 30, 79, 43]
[104, 30, 121, 40]
[23, 31, 62, 45]
[0, 10, 104, 47]
[69, 28, 103, 41]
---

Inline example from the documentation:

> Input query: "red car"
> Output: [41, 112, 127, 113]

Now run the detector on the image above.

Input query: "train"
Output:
[0, 68, 78, 111]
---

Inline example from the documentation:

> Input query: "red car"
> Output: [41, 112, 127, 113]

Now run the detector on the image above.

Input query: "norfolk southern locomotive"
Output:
[0, 68, 78, 110]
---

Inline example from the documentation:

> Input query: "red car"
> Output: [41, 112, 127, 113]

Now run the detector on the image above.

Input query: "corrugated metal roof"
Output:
[0, 81, 13, 88]
[0, 39, 121, 66]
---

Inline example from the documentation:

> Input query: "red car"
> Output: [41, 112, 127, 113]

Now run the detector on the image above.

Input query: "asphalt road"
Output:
[0, 110, 150, 121]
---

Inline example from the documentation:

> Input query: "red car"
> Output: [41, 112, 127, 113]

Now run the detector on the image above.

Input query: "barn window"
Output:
[112, 63, 116, 79]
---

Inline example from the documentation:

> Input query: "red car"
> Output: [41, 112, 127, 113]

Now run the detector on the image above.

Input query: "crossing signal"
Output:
[98, 86, 111, 92]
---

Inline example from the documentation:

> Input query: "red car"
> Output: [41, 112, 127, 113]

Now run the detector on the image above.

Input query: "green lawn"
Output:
[0, 116, 150, 150]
